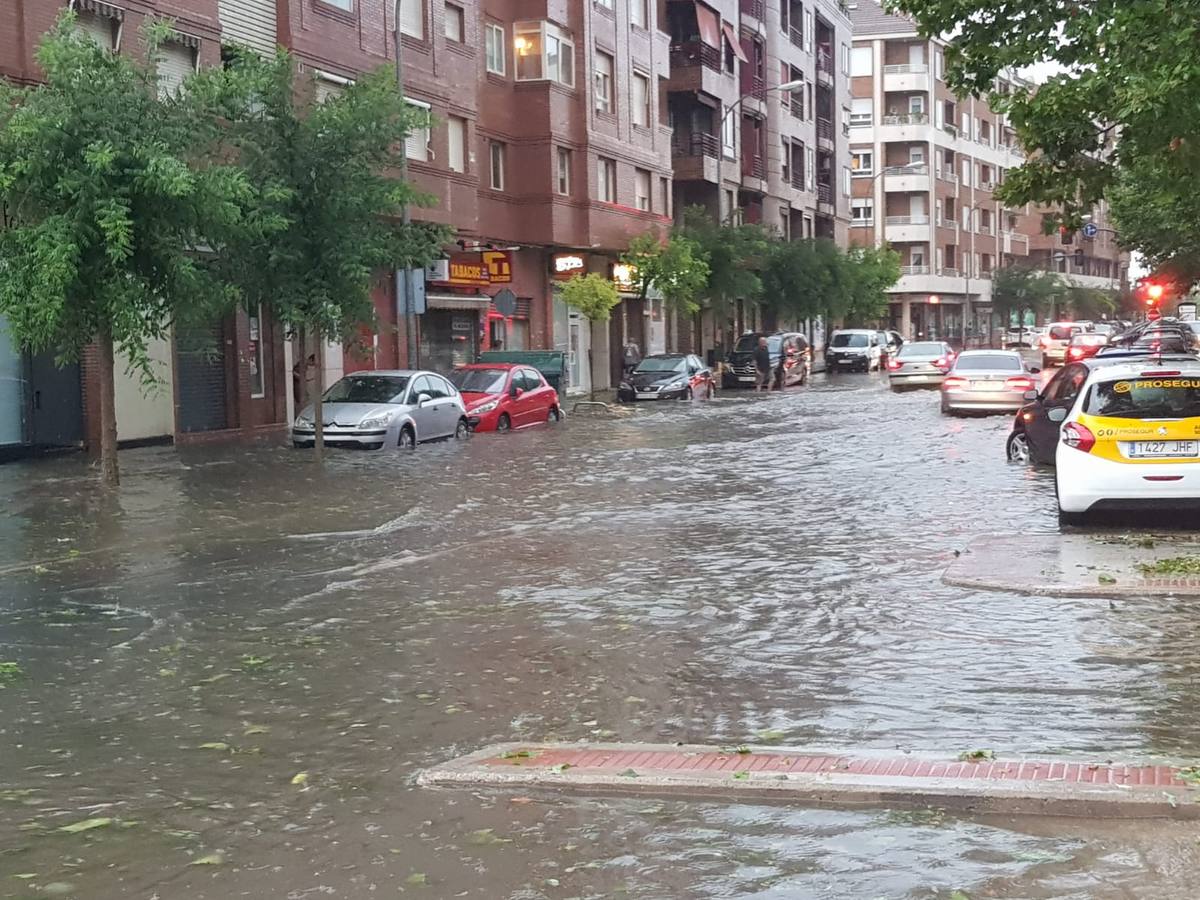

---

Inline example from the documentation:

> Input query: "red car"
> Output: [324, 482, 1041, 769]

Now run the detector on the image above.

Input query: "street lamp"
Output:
[394, 0, 417, 369]
[715, 78, 806, 223]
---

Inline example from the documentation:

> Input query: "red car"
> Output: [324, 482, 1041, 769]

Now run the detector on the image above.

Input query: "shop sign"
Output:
[482, 250, 513, 284]
[552, 253, 586, 281]
[612, 263, 639, 292]
[437, 252, 490, 287]
[451, 316, 475, 332]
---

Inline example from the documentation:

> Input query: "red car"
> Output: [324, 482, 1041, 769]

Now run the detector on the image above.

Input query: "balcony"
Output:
[978, 180, 996, 192]
[937, 217, 957, 230]
[816, 117, 834, 146]
[670, 41, 722, 74]
[940, 267, 960, 278]
[878, 114, 932, 143]
[817, 47, 834, 83]
[882, 63, 929, 93]
[743, 75, 766, 103]
[789, 26, 803, 49]
[883, 164, 930, 192]
[740, 0, 766, 23]
[881, 113, 928, 126]
[673, 131, 719, 160]
[670, 131, 720, 183]
[884, 215, 930, 242]
[817, 182, 833, 206]
[742, 154, 766, 180]
[935, 166, 957, 184]
[900, 265, 931, 275]
[1002, 231, 1029, 254]
[977, 223, 995, 236]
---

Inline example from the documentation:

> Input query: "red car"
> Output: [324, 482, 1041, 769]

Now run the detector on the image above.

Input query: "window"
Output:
[961, 111, 970, 134]
[840, 43, 850, 75]
[157, 40, 197, 97]
[781, 139, 791, 182]
[405, 98, 431, 161]
[908, 94, 925, 114]
[444, 4, 464, 42]
[399, 0, 423, 38]
[594, 50, 614, 114]
[632, 72, 650, 126]
[851, 150, 873, 176]
[485, 23, 506, 74]
[804, 10, 813, 53]
[248, 306, 265, 398]
[911, 247, 925, 266]
[851, 198, 874, 225]
[934, 48, 944, 80]
[76, 10, 119, 50]
[447, 116, 466, 173]
[850, 98, 872, 126]
[324, 0, 352, 9]
[961, 157, 970, 185]
[850, 46, 872, 77]
[630, 0, 648, 28]
[660, 177, 670, 214]
[961, 205, 971, 231]
[556, 147, 571, 194]
[721, 109, 736, 157]
[806, 146, 814, 191]
[635, 169, 651, 211]
[909, 145, 925, 164]
[598, 157, 617, 202]
[842, 166, 851, 197]
[515, 21, 574, 86]
[780, 207, 790, 239]
[489, 140, 506, 189]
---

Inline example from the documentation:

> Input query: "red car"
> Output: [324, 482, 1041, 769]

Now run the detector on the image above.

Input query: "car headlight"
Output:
[359, 413, 393, 430]
[619, 381, 631, 390]
[663, 379, 687, 390]
[294, 415, 313, 428]
[472, 399, 500, 415]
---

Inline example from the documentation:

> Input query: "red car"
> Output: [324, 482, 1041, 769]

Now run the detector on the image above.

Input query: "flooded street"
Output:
[2, 371, 1199, 898]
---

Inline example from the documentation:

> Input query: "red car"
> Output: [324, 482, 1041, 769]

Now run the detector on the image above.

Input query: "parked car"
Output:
[722, 332, 810, 388]
[1039, 322, 1084, 368]
[1003, 327, 1039, 348]
[1065, 332, 1110, 363]
[940, 350, 1039, 415]
[292, 370, 468, 449]
[619, 353, 715, 401]
[449, 363, 561, 432]
[887, 341, 955, 390]
[826, 329, 884, 372]
[877, 329, 904, 359]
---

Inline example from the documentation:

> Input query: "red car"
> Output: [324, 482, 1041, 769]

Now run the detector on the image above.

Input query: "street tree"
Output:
[891, 0, 1200, 278]
[0, 13, 252, 485]
[840, 244, 902, 325]
[990, 265, 1062, 335]
[196, 49, 449, 459]
[620, 231, 711, 315]
[760, 238, 837, 325]
[678, 207, 772, 315]
[559, 273, 620, 399]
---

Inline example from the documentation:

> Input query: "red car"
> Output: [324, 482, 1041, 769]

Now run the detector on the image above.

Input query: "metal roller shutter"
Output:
[217, 0, 276, 57]
[157, 42, 196, 97]
[76, 12, 116, 50]
[176, 325, 228, 433]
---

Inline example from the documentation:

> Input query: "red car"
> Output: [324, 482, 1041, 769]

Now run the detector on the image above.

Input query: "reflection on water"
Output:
[1, 374, 1198, 897]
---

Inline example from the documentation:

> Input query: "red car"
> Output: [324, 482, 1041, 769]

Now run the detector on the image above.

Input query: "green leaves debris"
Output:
[0, 662, 23, 684]
[958, 749, 996, 762]
[1138, 557, 1200, 577]
[732, 771, 750, 781]
[58, 817, 112, 834]
[190, 852, 224, 866]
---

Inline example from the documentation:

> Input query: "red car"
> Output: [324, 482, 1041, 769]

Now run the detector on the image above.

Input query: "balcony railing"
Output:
[885, 215, 930, 225]
[790, 97, 804, 119]
[817, 47, 834, 79]
[745, 75, 766, 102]
[978, 180, 995, 191]
[742, 154, 766, 179]
[673, 131, 719, 160]
[942, 124, 958, 137]
[900, 265, 931, 275]
[789, 26, 803, 49]
[790, 171, 804, 191]
[939, 218, 957, 229]
[817, 182, 833, 205]
[977, 223, 995, 235]
[940, 267, 960, 277]
[935, 167, 957, 183]
[670, 41, 723, 74]
[816, 117, 833, 143]
[850, 218, 875, 228]
[885, 163, 929, 177]
[882, 63, 929, 74]
[740, 0, 766, 20]
[881, 113, 928, 126]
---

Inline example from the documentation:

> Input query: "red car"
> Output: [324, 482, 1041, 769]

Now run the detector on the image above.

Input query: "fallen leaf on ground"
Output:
[958, 749, 995, 762]
[290, 772, 309, 786]
[754, 729, 786, 743]
[405, 873, 427, 885]
[197, 742, 229, 752]
[190, 852, 224, 866]
[732, 771, 750, 781]
[58, 817, 112, 833]
[243, 725, 270, 736]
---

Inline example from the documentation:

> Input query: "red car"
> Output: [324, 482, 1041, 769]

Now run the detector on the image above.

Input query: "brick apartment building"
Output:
[846, 0, 1128, 342]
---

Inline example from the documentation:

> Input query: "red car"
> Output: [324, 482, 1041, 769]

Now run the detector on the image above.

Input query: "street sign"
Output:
[409, 269, 426, 315]
[492, 287, 517, 317]
[1081, 222, 1099, 239]
[1148, 307, 1161, 321]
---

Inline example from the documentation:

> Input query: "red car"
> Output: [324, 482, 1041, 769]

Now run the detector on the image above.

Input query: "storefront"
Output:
[0, 315, 84, 459]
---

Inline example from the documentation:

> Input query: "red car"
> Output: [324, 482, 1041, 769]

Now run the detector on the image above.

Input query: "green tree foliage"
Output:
[891, 0, 1200, 277]
[677, 207, 773, 313]
[760, 239, 900, 326]
[195, 49, 450, 457]
[990, 264, 1063, 327]
[841, 244, 902, 324]
[0, 13, 252, 484]
[559, 273, 620, 322]
[620, 232, 711, 315]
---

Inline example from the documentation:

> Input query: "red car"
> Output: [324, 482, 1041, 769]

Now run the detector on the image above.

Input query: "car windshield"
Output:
[953, 355, 1022, 372]
[635, 357, 686, 373]
[899, 342, 944, 357]
[832, 333, 869, 348]
[324, 375, 410, 404]
[1049, 325, 1078, 340]
[1085, 375, 1200, 419]
[734, 335, 783, 353]
[449, 368, 508, 393]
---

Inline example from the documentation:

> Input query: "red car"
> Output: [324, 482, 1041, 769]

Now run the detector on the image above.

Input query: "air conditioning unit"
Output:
[425, 258, 449, 281]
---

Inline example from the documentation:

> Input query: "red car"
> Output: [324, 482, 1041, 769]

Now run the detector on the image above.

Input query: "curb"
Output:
[419, 742, 1200, 820]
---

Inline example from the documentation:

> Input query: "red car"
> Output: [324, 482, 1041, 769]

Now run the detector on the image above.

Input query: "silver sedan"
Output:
[292, 370, 468, 450]
[887, 341, 955, 390]
[940, 351, 1040, 415]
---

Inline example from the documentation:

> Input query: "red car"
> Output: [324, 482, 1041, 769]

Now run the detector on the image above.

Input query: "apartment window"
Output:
[635, 169, 651, 211]
[780, 208, 791, 240]
[660, 177, 670, 214]
[961, 205, 971, 231]
[961, 157, 970, 185]
[485, 23, 506, 74]
[632, 72, 650, 127]
[556, 147, 571, 195]
[323, 0, 352, 9]
[399, 0, 423, 38]
[598, 157, 617, 203]
[908, 95, 925, 115]
[721, 108, 736, 157]
[489, 140, 506, 190]
[404, 98, 431, 162]
[934, 48, 944, 80]
[781, 139, 791, 182]
[157, 39, 198, 97]
[75, 10, 119, 50]
[806, 146, 815, 191]
[961, 111, 970, 135]
[515, 21, 575, 86]
[630, 0, 648, 28]
[851, 150, 873, 176]
[909, 145, 925, 164]
[840, 43, 850, 75]
[594, 50, 614, 114]
[850, 98, 872, 127]
[843, 166, 851, 197]
[850, 46, 872, 77]
[247, 306, 265, 397]
[804, 10, 813, 53]
[444, 4, 464, 42]
[447, 116, 466, 173]
[851, 198, 874, 225]
[912, 247, 926, 267]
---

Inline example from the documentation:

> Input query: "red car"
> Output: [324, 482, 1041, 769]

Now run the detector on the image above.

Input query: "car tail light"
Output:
[887, 358, 902, 370]
[1005, 376, 1035, 391]
[943, 375, 968, 390]
[1140, 370, 1180, 377]
[933, 357, 947, 368]
[1068, 347, 1083, 359]
[1061, 422, 1096, 453]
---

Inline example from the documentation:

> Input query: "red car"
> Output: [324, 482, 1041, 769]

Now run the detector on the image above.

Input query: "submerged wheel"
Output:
[1006, 430, 1031, 464]
[398, 426, 415, 450]
[496, 413, 511, 433]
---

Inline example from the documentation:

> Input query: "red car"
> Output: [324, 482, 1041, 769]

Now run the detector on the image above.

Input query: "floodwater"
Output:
[2, 371, 1199, 898]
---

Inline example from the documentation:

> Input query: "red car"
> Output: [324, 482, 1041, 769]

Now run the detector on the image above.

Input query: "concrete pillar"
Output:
[901, 298, 912, 341]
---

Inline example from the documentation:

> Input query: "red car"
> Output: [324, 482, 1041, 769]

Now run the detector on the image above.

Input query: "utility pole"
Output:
[394, 1, 417, 369]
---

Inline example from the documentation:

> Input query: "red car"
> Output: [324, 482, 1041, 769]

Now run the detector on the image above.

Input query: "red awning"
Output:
[722, 21, 749, 63]
[695, 2, 721, 49]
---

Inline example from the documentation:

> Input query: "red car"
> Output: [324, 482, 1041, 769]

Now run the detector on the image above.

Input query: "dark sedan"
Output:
[618, 354, 715, 401]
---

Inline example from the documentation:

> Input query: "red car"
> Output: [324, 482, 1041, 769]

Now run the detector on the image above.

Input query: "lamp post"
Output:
[715, 78, 806, 223]
[394, 1, 417, 369]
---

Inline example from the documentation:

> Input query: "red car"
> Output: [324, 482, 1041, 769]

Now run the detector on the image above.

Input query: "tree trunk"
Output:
[97, 329, 120, 487]
[313, 336, 325, 462]
[588, 347, 595, 402]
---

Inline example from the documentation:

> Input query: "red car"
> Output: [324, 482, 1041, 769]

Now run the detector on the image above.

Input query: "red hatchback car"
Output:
[449, 363, 561, 433]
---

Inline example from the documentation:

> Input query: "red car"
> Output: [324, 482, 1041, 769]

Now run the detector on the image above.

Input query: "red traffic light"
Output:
[1147, 283, 1164, 302]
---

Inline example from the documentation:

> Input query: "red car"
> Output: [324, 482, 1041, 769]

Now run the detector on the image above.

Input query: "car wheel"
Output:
[398, 426, 415, 450]
[706, 382, 715, 399]
[1006, 430, 1032, 464]
[497, 413, 511, 433]
[684, 386, 694, 400]
[547, 405, 561, 423]
[455, 418, 470, 441]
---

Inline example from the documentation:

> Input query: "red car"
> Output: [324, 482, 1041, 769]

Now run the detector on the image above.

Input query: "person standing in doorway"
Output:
[754, 336, 771, 392]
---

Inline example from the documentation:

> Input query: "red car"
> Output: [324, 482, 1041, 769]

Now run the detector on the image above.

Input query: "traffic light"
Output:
[1146, 283, 1164, 304]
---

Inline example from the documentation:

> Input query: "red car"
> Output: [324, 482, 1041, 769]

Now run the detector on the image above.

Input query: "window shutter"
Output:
[405, 100, 431, 161]
[157, 42, 195, 97]
[76, 11, 115, 49]
[400, 0, 423, 38]
[447, 117, 465, 172]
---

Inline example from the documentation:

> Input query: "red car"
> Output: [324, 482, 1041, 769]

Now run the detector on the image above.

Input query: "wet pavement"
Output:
[2, 370, 1199, 898]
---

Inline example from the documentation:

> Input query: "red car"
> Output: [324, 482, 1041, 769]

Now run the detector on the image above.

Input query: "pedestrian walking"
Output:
[754, 336, 771, 392]
[774, 339, 789, 390]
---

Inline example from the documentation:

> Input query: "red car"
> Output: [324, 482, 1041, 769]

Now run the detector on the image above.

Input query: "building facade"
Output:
[847, 0, 1128, 342]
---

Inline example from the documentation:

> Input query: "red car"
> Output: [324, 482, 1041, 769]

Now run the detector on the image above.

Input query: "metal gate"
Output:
[176, 324, 228, 433]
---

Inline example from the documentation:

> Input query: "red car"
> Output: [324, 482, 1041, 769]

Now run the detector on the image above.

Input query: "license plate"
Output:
[1128, 440, 1199, 458]
[738, 375, 756, 382]
[836, 359, 856, 365]
[636, 392, 659, 399]
[971, 381, 1004, 391]
[905, 374, 930, 381]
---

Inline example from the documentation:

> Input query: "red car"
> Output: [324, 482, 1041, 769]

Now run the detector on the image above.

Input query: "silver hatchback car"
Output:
[940, 351, 1040, 415]
[292, 370, 468, 450]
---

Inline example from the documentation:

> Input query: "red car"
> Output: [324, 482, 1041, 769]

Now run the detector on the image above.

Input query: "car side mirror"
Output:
[1023, 389, 1039, 401]
[513, 387, 524, 399]
[417, 392, 432, 406]
[1028, 366, 1041, 374]
[1047, 407, 1068, 423]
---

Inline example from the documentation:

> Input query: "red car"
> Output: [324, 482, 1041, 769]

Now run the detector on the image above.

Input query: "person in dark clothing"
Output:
[774, 339, 790, 390]
[754, 336, 772, 392]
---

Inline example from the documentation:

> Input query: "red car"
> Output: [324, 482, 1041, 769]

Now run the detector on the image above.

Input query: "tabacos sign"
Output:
[551, 252, 587, 281]
[433, 251, 515, 287]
